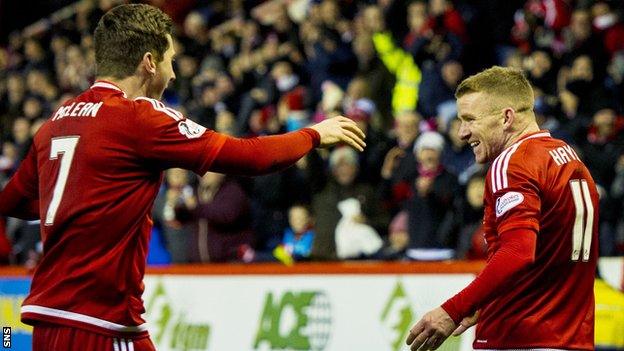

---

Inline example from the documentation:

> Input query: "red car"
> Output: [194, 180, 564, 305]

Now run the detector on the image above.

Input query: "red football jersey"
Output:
[17, 81, 227, 337]
[475, 131, 598, 350]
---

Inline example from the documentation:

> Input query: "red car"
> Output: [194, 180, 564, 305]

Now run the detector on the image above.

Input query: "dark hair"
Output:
[94, 4, 172, 78]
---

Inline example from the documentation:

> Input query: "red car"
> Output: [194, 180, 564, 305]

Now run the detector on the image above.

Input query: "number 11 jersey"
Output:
[476, 131, 599, 350]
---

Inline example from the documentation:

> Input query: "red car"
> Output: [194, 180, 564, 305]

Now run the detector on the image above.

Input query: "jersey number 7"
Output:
[45, 136, 80, 226]
[569, 179, 594, 262]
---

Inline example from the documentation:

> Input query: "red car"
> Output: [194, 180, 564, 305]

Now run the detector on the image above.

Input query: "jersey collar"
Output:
[91, 80, 127, 98]
[497, 130, 552, 158]
[514, 130, 551, 143]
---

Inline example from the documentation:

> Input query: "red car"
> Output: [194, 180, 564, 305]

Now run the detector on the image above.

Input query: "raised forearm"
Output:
[209, 128, 320, 176]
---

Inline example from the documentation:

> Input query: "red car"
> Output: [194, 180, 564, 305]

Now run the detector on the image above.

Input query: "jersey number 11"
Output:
[569, 179, 594, 262]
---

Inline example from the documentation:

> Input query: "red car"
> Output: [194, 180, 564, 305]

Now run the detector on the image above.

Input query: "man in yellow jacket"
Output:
[372, 31, 422, 115]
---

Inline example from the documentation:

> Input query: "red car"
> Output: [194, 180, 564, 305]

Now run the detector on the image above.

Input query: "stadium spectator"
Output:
[454, 174, 487, 260]
[441, 117, 477, 185]
[283, 149, 326, 206]
[152, 168, 195, 263]
[379, 111, 421, 215]
[525, 49, 557, 96]
[343, 95, 391, 186]
[191, 172, 254, 263]
[365, 5, 422, 115]
[405, 131, 459, 259]
[561, 9, 606, 64]
[351, 34, 394, 128]
[380, 210, 409, 260]
[312, 147, 386, 260]
[581, 109, 624, 256]
[591, 1, 624, 58]
[275, 204, 316, 263]
[605, 52, 624, 115]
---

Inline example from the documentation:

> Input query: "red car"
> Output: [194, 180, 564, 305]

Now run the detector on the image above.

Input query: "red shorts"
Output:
[32, 323, 155, 351]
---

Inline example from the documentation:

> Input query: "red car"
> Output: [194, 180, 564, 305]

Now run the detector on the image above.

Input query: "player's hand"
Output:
[405, 307, 456, 350]
[309, 116, 366, 151]
[452, 310, 478, 336]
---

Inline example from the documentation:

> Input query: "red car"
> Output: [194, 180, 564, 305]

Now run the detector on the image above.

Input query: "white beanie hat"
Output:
[414, 131, 445, 154]
[329, 147, 359, 169]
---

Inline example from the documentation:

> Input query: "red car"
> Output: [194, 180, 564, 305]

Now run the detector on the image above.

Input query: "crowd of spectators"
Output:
[1, 0, 623, 265]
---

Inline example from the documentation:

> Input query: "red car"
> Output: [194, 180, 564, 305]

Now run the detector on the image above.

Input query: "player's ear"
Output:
[502, 107, 515, 131]
[140, 52, 157, 76]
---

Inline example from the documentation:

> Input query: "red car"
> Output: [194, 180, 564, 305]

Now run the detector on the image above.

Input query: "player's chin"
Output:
[474, 152, 488, 164]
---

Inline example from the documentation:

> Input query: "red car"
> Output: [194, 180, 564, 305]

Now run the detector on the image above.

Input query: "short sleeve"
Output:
[488, 147, 541, 235]
[133, 98, 227, 175]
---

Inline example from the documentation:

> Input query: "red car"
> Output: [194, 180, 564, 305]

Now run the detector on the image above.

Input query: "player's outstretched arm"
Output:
[210, 116, 365, 176]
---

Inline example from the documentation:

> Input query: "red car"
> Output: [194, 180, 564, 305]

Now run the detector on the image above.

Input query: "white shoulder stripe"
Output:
[491, 151, 502, 193]
[21, 305, 148, 333]
[491, 147, 511, 193]
[135, 97, 184, 121]
[490, 132, 551, 193]
[501, 143, 521, 189]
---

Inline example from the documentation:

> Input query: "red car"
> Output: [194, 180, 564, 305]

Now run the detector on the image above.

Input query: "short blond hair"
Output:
[455, 66, 534, 111]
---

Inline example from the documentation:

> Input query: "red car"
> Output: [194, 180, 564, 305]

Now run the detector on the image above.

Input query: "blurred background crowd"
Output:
[1, 0, 623, 266]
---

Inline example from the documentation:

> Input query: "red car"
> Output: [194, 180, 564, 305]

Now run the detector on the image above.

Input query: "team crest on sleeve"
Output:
[495, 191, 524, 217]
[178, 119, 206, 139]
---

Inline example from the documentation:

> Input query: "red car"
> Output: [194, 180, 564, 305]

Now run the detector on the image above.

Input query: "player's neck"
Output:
[505, 121, 540, 149]
[95, 76, 150, 100]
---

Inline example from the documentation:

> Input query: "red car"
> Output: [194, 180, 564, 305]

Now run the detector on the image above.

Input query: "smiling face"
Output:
[454, 66, 537, 163]
[457, 92, 509, 164]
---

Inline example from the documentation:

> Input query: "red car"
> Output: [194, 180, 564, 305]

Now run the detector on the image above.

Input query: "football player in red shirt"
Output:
[406, 66, 598, 351]
[0, 4, 365, 351]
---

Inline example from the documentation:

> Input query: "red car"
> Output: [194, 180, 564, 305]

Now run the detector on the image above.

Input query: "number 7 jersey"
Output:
[14, 82, 226, 337]
[475, 131, 599, 350]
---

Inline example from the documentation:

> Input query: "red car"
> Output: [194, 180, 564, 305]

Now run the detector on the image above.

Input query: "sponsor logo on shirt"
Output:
[495, 191, 524, 217]
[177, 119, 206, 139]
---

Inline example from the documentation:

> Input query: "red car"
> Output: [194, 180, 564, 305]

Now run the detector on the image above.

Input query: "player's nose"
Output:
[458, 121, 470, 140]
